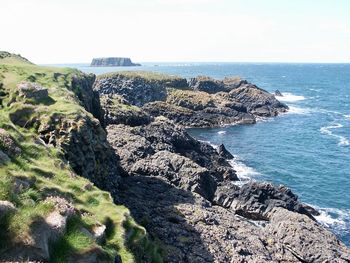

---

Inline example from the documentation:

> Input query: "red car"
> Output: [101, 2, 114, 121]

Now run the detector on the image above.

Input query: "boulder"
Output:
[217, 144, 234, 159]
[274, 89, 283, 96]
[17, 82, 48, 101]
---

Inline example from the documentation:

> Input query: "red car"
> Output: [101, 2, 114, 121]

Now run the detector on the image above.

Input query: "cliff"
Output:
[0, 53, 161, 262]
[91, 57, 141, 67]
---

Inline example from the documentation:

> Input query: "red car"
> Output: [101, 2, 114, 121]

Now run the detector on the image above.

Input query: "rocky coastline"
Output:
[94, 71, 350, 262]
[1, 53, 350, 262]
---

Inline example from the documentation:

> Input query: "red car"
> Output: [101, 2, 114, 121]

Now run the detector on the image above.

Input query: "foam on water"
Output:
[320, 123, 350, 146]
[285, 106, 312, 115]
[315, 207, 350, 240]
[344, 114, 350, 120]
[229, 158, 260, 183]
[217, 130, 226, 135]
[276, 92, 306, 102]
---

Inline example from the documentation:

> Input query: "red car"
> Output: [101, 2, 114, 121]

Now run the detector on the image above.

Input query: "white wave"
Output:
[309, 88, 321, 92]
[217, 131, 226, 135]
[276, 92, 306, 102]
[229, 158, 260, 183]
[320, 123, 349, 146]
[344, 114, 350, 120]
[315, 207, 350, 230]
[285, 106, 312, 115]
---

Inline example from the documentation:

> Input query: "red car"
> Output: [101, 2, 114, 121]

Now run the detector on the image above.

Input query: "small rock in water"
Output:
[274, 90, 283, 96]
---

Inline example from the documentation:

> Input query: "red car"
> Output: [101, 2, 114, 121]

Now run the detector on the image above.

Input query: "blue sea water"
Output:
[53, 62, 350, 246]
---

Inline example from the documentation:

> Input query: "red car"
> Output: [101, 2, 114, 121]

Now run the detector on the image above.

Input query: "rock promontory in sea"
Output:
[90, 57, 141, 67]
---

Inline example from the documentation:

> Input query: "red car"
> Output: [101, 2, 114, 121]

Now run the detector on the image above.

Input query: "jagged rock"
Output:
[100, 94, 151, 126]
[131, 150, 217, 201]
[274, 90, 283, 96]
[267, 207, 350, 262]
[94, 74, 167, 106]
[228, 182, 319, 221]
[91, 57, 141, 67]
[17, 82, 49, 101]
[217, 144, 233, 159]
[71, 74, 105, 126]
[118, 176, 350, 262]
[188, 76, 226, 94]
[107, 117, 238, 187]
[229, 84, 288, 117]
[38, 115, 120, 195]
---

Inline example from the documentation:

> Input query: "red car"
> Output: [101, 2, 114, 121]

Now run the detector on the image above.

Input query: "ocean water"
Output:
[53, 62, 350, 246]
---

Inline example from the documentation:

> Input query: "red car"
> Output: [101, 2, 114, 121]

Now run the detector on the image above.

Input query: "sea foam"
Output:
[229, 158, 260, 183]
[276, 92, 306, 102]
[320, 123, 350, 146]
[315, 207, 350, 236]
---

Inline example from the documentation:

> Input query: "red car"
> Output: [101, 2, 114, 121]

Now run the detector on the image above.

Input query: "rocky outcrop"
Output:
[90, 57, 141, 67]
[98, 70, 350, 262]
[17, 82, 48, 101]
[94, 72, 288, 128]
[100, 94, 151, 126]
[118, 176, 350, 262]
[107, 117, 238, 188]
[71, 74, 104, 126]
[229, 84, 288, 117]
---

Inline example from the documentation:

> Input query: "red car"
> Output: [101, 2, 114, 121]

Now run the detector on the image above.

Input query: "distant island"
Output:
[90, 57, 141, 67]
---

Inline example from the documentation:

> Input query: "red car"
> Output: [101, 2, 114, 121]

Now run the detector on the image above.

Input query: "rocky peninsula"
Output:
[91, 57, 141, 67]
[1, 52, 349, 262]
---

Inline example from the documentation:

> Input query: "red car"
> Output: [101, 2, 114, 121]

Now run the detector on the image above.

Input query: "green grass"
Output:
[0, 53, 162, 262]
[98, 70, 181, 81]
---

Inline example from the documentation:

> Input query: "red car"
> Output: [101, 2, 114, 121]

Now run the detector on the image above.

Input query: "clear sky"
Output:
[1, 0, 350, 63]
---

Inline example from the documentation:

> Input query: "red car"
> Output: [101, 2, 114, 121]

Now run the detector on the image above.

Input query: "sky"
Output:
[1, 0, 350, 63]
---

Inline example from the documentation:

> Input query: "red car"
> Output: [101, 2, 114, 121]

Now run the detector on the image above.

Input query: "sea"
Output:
[51, 62, 350, 246]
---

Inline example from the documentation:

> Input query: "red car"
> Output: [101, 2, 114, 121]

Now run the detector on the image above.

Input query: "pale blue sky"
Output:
[1, 0, 350, 63]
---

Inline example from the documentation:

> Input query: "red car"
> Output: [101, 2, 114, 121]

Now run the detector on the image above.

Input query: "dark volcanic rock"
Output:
[188, 76, 226, 94]
[229, 84, 288, 117]
[94, 72, 288, 127]
[100, 94, 151, 126]
[71, 74, 105, 126]
[118, 176, 350, 263]
[90, 57, 141, 67]
[131, 150, 217, 201]
[217, 144, 234, 159]
[94, 74, 167, 106]
[228, 182, 319, 221]
[107, 117, 238, 199]
[274, 89, 283, 96]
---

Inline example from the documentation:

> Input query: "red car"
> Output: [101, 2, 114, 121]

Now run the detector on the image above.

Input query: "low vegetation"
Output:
[0, 54, 162, 262]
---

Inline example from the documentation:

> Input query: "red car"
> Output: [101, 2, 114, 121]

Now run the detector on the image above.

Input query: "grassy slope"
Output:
[0, 56, 162, 262]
